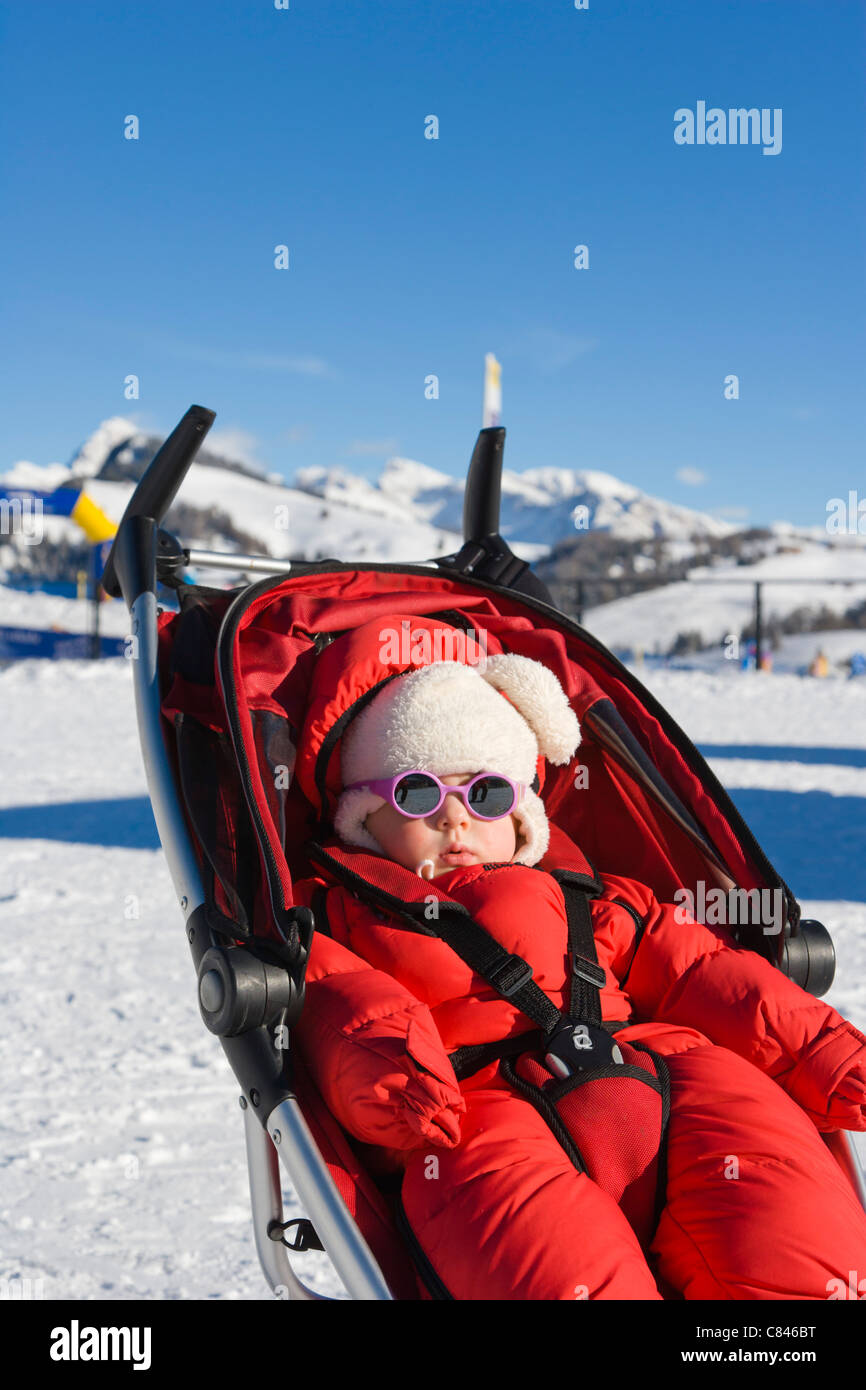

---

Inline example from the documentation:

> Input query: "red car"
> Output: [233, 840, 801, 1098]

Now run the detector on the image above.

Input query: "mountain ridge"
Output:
[3, 417, 864, 661]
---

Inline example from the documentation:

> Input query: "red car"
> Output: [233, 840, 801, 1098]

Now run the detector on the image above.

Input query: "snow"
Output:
[656, 629, 866, 677]
[65, 417, 147, 480]
[379, 455, 459, 498]
[516, 465, 734, 540]
[0, 462, 78, 492]
[284, 451, 738, 547]
[23, 463, 546, 571]
[5, 412, 739, 549]
[0, 658, 344, 1300]
[1, 637, 865, 1301]
[5, 416, 866, 637]
[0, 584, 132, 638]
[632, 666, 866, 1032]
[583, 540, 866, 654]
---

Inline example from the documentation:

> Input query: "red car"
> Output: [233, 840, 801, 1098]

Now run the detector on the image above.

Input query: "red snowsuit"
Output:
[293, 850, 866, 1300]
[290, 617, 866, 1300]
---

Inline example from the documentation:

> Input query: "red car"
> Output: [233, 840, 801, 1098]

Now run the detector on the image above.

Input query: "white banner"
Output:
[483, 353, 502, 427]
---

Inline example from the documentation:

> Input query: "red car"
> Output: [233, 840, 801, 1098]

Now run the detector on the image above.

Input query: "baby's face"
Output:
[363, 772, 519, 878]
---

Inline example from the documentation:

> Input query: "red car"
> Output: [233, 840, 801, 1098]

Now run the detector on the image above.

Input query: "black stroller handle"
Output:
[101, 404, 216, 601]
[435, 425, 555, 606]
[463, 427, 505, 540]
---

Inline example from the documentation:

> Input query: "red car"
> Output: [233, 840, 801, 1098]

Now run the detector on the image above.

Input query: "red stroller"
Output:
[102, 404, 866, 1300]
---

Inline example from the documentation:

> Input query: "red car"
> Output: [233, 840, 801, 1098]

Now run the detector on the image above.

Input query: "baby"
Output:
[293, 632, 866, 1301]
[363, 770, 524, 881]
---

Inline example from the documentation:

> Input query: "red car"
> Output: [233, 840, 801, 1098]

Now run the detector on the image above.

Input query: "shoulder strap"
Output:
[422, 902, 563, 1034]
[305, 840, 560, 1030]
[548, 870, 606, 1025]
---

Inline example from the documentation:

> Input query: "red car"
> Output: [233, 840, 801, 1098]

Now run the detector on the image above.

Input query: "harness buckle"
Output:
[571, 954, 606, 989]
[487, 953, 533, 998]
[544, 1019, 624, 1080]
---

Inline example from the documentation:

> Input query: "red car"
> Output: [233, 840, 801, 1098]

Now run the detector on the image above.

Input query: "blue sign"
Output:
[0, 485, 80, 517]
[2, 577, 80, 598]
[0, 626, 127, 661]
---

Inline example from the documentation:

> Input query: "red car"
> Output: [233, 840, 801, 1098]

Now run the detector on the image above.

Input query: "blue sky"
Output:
[1, 0, 863, 529]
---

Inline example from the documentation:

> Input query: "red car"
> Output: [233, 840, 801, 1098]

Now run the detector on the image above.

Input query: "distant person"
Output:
[809, 649, 829, 679]
[849, 652, 866, 680]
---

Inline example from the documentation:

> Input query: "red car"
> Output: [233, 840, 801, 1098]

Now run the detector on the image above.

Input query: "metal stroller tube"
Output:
[241, 1099, 324, 1300]
[129, 534, 207, 917]
[265, 1100, 393, 1301]
[120, 485, 395, 1300]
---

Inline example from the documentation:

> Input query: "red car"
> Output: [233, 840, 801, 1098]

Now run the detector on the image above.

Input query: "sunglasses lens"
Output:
[394, 773, 441, 816]
[467, 776, 516, 819]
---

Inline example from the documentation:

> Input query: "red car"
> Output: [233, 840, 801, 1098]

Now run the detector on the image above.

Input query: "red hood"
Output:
[294, 612, 546, 825]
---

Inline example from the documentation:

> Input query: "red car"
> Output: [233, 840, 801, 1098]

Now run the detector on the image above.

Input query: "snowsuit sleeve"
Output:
[606, 875, 866, 1134]
[291, 915, 466, 1152]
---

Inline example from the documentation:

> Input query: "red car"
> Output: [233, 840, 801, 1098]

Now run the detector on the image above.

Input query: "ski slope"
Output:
[584, 541, 866, 656]
[0, 656, 864, 1300]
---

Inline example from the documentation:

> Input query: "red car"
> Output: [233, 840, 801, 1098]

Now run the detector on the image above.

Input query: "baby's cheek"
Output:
[488, 814, 519, 862]
[378, 812, 431, 868]
[397, 825, 428, 863]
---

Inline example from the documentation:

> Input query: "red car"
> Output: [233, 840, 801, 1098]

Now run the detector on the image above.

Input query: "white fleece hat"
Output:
[334, 654, 581, 868]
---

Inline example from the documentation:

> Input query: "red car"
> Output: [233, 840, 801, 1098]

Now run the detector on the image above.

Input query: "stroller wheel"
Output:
[781, 920, 836, 998]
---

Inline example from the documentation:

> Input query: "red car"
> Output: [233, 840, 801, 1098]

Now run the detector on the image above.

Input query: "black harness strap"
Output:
[424, 905, 563, 1034]
[550, 870, 607, 1025]
[305, 842, 608, 1040]
[305, 839, 564, 1033]
[449, 1031, 545, 1081]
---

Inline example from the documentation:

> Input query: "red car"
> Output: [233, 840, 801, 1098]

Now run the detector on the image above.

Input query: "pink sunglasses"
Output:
[345, 770, 525, 820]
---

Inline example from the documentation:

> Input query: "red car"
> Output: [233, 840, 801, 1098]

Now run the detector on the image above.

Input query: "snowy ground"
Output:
[661, 627, 866, 677]
[0, 584, 132, 638]
[1, 655, 865, 1301]
[583, 539, 866, 655]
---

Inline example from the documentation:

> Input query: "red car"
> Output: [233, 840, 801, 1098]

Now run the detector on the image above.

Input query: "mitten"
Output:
[780, 1019, 866, 1133]
[293, 932, 466, 1151]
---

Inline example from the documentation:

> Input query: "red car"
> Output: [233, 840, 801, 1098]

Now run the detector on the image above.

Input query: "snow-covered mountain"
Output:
[294, 455, 736, 545]
[1, 415, 735, 581]
[0, 418, 478, 574]
[3, 417, 865, 660]
[63, 417, 279, 487]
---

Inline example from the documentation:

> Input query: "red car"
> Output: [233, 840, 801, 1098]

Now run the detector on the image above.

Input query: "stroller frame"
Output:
[103, 405, 866, 1301]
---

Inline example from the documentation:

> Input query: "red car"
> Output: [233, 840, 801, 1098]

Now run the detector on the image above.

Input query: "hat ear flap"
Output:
[482, 654, 581, 765]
